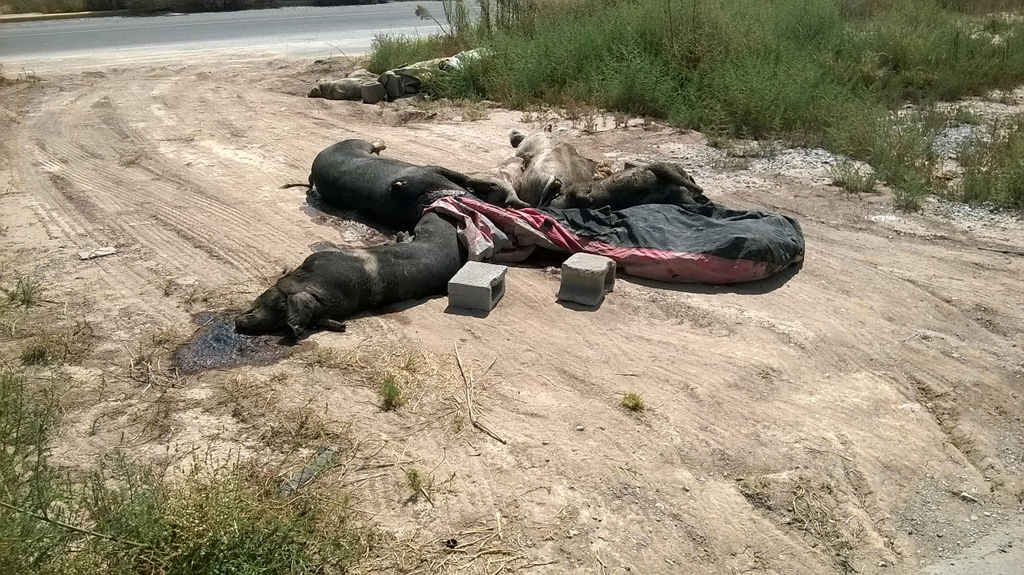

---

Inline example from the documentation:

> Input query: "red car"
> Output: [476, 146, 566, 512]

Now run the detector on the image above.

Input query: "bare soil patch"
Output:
[1, 54, 1023, 574]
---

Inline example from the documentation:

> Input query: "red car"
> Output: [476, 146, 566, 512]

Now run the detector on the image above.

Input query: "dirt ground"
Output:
[1, 53, 1023, 574]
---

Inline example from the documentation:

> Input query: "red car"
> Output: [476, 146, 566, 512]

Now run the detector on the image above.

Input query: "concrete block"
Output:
[379, 72, 404, 101]
[448, 261, 507, 312]
[360, 81, 387, 104]
[557, 253, 616, 306]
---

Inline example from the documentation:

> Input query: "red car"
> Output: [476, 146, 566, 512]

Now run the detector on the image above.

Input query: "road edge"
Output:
[0, 9, 134, 23]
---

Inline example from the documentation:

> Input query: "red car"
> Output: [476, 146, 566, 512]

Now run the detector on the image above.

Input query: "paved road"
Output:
[0, 4, 445, 70]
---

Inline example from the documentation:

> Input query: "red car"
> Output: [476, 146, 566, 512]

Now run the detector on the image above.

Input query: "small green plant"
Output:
[832, 107, 941, 211]
[828, 159, 878, 195]
[6, 275, 41, 308]
[403, 467, 432, 504]
[0, 368, 69, 572]
[892, 178, 929, 212]
[621, 392, 646, 412]
[405, 468, 423, 494]
[950, 106, 982, 126]
[379, 373, 403, 411]
[14, 323, 91, 367]
[450, 412, 466, 433]
[955, 115, 1024, 210]
[402, 353, 425, 373]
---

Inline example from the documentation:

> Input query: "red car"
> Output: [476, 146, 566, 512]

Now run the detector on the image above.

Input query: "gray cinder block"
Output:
[448, 261, 507, 312]
[360, 81, 387, 104]
[557, 253, 616, 306]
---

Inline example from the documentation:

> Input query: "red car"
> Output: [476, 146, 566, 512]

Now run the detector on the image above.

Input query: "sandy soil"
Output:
[1, 54, 1023, 574]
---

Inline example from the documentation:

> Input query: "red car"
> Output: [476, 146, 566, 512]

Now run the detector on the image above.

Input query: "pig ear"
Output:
[286, 292, 317, 339]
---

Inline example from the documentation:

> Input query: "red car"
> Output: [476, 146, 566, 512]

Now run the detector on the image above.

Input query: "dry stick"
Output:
[489, 556, 520, 575]
[519, 560, 559, 569]
[979, 246, 1024, 256]
[453, 548, 518, 563]
[353, 459, 416, 471]
[454, 343, 507, 445]
[418, 484, 435, 506]
[406, 407, 460, 437]
[342, 471, 389, 487]
[479, 356, 500, 379]
[324, 41, 355, 66]
[0, 499, 148, 548]
[513, 485, 551, 500]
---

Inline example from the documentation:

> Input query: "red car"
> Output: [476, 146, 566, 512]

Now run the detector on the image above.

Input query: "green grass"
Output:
[0, 367, 374, 574]
[68, 458, 371, 575]
[621, 391, 646, 412]
[403, 467, 432, 503]
[365, 34, 456, 74]
[371, 0, 1024, 211]
[829, 159, 878, 195]
[0, 369, 69, 575]
[378, 373, 403, 411]
[404, 468, 423, 495]
[6, 274, 42, 308]
[954, 114, 1024, 209]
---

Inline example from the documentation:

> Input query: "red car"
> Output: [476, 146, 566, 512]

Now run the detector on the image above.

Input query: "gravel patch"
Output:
[933, 124, 990, 160]
[749, 147, 851, 185]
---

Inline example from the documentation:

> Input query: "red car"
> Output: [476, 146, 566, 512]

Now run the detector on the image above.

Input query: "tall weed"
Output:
[955, 115, 1024, 209]
[366, 34, 454, 74]
[368, 0, 1024, 210]
[0, 366, 373, 574]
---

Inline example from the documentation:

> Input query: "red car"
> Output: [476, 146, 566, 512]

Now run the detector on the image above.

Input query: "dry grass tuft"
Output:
[739, 471, 866, 573]
[18, 320, 94, 367]
[620, 391, 646, 412]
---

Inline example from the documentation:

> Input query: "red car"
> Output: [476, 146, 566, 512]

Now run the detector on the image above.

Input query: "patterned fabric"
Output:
[427, 196, 805, 284]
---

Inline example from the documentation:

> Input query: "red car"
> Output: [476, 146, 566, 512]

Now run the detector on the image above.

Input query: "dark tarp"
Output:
[428, 196, 804, 284]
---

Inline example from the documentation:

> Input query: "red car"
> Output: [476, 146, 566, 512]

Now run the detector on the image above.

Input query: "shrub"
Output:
[955, 115, 1024, 209]
[829, 159, 878, 195]
[378, 373, 403, 411]
[0, 367, 372, 574]
[371, 0, 1024, 210]
[366, 34, 455, 74]
[621, 392, 645, 412]
[6, 274, 41, 308]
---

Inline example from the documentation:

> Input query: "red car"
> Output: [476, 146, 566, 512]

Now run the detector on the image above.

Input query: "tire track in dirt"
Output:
[18, 151, 103, 247]
[24, 81, 301, 282]
[113, 73, 363, 273]
[5, 75, 260, 328]
[27, 107, 251, 278]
